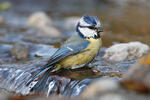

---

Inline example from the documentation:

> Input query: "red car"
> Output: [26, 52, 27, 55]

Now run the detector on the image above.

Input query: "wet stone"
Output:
[10, 43, 29, 60]
[104, 42, 150, 62]
[89, 48, 137, 77]
[80, 78, 150, 100]
[121, 53, 150, 93]
[0, 89, 11, 100]
[81, 79, 120, 98]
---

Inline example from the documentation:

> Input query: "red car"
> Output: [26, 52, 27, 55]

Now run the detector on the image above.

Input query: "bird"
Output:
[26, 14, 103, 92]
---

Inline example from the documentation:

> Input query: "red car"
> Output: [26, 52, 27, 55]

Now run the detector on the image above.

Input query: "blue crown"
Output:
[83, 14, 99, 26]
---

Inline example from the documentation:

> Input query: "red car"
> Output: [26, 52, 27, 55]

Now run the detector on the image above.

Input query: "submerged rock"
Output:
[27, 12, 61, 38]
[121, 53, 150, 93]
[10, 43, 29, 60]
[104, 42, 150, 62]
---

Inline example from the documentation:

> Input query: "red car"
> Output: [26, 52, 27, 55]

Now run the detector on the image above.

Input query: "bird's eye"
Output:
[88, 26, 96, 30]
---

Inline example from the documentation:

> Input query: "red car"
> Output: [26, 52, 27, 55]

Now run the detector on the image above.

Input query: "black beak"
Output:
[97, 27, 103, 33]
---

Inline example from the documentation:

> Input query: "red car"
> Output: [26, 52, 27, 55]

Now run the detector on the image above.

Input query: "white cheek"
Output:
[79, 27, 97, 37]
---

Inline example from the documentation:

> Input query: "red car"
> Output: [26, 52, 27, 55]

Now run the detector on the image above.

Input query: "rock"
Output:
[98, 94, 124, 100]
[0, 94, 8, 100]
[81, 79, 120, 98]
[10, 43, 29, 60]
[0, 89, 12, 100]
[104, 42, 150, 62]
[0, 16, 4, 24]
[0, 93, 9, 100]
[63, 17, 80, 31]
[121, 53, 150, 93]
[81, 75, 150, 100]
[27, 12, 61, 38]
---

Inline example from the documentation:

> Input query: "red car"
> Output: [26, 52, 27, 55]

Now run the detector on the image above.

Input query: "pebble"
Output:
[10, 43, 29, 60]
[81, 79, 119, 98]
[104, 42, 150, 62]
[98, 94, 124, 100]
[121, 53, 150, 93]
[27, 12, 61, 38]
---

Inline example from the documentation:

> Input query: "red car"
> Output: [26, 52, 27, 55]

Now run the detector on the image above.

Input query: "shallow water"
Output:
[0, 47, 136, 97]
[0, 0, 149, 97]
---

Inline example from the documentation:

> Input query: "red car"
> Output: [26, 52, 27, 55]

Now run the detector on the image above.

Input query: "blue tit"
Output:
[26, 14, 103, 92]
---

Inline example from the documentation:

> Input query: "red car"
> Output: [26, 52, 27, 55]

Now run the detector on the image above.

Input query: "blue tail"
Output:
[31, 68, 51, 92]
[26, 67, 50, 86]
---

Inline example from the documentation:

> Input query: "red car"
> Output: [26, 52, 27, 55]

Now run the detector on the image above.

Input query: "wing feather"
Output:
[45, 39, 90, 67]
[26, 38, 90, 86]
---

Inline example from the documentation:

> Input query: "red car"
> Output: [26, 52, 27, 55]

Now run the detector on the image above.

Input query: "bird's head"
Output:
[76, 14, 103, 39]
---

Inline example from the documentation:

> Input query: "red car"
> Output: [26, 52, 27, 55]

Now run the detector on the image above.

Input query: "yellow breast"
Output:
[58, 38, 102, 69]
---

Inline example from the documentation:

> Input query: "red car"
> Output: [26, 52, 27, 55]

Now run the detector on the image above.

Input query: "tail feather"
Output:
[26, 64, 59, 92]
[31, 68, 51, 92]
[26, 67, 49, 86]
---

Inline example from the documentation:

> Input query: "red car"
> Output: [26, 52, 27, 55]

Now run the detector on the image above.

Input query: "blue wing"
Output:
[26, 37, 90, 86]
[45, 39, 90, 67]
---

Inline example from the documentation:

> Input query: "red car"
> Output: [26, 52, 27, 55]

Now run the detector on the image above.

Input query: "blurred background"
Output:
[0, 0, 150, 47]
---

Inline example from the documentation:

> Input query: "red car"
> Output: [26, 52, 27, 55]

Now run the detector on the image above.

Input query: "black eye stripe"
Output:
[88, 26, 96, 29]
[78, 24, 96, 30]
